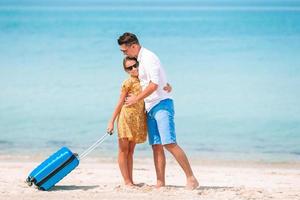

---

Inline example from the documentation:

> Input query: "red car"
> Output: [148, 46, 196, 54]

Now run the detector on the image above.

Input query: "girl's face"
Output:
[124, 59, 139, 77]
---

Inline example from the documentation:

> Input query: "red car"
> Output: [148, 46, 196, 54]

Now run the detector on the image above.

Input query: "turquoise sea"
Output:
[0, 0, 300, 162]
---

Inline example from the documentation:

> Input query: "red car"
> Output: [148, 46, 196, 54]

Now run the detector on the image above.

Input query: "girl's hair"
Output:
[123, 57, 138, 70]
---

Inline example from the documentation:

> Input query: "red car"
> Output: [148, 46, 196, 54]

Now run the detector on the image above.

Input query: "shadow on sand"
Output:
[134, 183, 233, 191]
[51, 185, 99, 191]
[51, 183, 233, 192]
[198, 186, 234, 190]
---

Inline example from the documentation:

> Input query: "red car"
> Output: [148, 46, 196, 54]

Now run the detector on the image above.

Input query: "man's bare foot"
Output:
[186, 176, 199, 190]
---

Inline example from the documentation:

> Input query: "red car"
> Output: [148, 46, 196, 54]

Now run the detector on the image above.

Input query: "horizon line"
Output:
[1, 5, 300, 11]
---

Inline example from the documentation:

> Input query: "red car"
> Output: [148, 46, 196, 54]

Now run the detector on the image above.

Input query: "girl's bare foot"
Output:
[124, 181, 134, 187]
[155, 180, 165, 188]
[186, 176, 199, 190]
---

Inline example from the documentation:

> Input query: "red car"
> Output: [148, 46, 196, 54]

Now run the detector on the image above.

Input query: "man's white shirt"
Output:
[137, 47, 172, 112]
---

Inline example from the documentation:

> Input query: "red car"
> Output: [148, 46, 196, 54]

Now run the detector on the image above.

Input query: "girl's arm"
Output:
[107, 91, 127, 134]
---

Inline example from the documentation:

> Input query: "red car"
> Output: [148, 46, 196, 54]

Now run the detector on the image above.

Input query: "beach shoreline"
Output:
[1, 152, 300, 168]
[1, 155, 300, 200]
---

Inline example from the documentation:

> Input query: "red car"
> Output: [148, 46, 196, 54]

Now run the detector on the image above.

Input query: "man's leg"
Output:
[152, 144, 166, 188]
[147, 108, 166, 188]
[164, 143, 199, 189]
[154, 99, 199, 189]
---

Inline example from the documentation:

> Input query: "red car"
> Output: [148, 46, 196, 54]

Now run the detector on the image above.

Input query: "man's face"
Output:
[119, 44, 137, 58]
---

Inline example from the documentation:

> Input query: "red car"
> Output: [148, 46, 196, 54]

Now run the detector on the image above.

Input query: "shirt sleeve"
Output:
[121, 79, 130, 93]
[147, 57, 161, 85]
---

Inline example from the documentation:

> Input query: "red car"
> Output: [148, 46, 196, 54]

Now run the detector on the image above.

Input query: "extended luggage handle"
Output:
[78, 131, 112, 160]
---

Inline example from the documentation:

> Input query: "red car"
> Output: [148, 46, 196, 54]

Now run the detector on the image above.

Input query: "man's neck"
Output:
[136, 45, 142, 60]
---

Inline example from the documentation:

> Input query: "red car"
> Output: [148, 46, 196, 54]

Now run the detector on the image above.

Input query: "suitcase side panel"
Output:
[29, 147, 73, 183]
[40, 157, 79, 191]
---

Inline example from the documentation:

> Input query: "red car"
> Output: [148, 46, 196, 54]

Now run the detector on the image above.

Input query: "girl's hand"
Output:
[107, 122, 114, 135]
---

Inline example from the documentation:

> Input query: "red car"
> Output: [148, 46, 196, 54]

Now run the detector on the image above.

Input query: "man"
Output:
[117, 32, 199, 190]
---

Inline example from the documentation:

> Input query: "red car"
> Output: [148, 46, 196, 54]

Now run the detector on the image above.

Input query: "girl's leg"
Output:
[118, 138, 133, 185]
[127, 141, 136, 184]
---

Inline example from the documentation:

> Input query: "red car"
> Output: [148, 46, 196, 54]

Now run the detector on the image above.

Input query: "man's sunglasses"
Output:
[125, 62, 139, 71]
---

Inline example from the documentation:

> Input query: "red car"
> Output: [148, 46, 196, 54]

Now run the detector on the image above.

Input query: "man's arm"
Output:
[125, 82, 158, 106]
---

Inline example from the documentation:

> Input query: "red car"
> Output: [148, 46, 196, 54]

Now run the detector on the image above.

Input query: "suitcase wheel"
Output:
[26, 177, 36, 187]
[26, 177, 33, 186]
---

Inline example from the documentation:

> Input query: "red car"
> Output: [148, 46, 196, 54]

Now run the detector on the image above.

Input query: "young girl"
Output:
[107, 57, 147, 186]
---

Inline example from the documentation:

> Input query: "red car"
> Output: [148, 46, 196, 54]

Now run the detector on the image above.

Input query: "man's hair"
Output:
[118, 32, 140, 46]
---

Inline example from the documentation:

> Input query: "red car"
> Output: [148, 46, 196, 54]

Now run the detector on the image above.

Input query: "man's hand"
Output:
[125, 94, 138, 106]
[125, 82, 157, 106]
[163, 83, 172, 93]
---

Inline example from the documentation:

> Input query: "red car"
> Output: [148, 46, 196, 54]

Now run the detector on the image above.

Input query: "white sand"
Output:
[1, 155, 300, 200]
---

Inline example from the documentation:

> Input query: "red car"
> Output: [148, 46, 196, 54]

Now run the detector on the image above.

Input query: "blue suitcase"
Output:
[26, 133, 110, 191]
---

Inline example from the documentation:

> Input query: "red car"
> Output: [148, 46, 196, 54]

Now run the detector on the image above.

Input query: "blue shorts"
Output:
[147, 99, 176, 145]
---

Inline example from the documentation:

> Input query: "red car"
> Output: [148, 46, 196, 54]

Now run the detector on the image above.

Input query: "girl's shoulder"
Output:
[121, 77, 138, 93]
[122, 77, 132, 87]
[122, 77, 139, 87]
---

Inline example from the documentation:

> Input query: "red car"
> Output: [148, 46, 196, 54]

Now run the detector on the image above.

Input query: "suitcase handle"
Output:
[78, 132, 112, 160]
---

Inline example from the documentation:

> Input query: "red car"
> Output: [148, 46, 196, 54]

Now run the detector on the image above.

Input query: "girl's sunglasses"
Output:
[125, 62, 139, 71]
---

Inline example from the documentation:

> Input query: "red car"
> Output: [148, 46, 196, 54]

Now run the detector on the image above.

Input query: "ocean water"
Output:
[0, 1, 300, 162]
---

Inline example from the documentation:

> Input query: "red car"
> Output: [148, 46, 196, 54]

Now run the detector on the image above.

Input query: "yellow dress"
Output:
[117, 77, 147, 143]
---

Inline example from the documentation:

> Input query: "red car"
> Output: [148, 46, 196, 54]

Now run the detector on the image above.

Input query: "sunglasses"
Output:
[125, 62, 139, 71]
